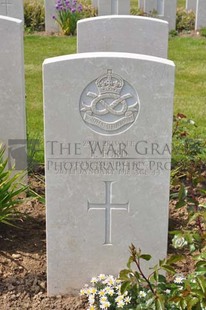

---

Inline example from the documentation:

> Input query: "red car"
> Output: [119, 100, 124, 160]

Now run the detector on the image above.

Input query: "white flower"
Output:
[124, 296, 131, 304]
[107, 289, 114, 296]
[189, 119, 195, 125]
[165, 289, 171, 294]
[100, 301, 111, 309]
[88, 295, 95, 305]
[100, 296, 108, 303]
[88, 287, 97, 294]
[98, 289, 106, 297]
[104, 275, 115, 286]
[91, 277, 98, 284]
[174, 275, 185, 284]
[98, 274, 106, 280]
[80, 288, 87, 296]
[115, 295, 124, 303]
[172, 235, 188, 249]
[139, 290, 147, 298]
[117, 300, 125, 308]
[87, 306, 96, 310]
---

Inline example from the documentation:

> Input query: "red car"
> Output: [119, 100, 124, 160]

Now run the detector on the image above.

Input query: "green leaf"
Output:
[188, 297, 199, 309]
[119, 269, 131, 280]
[175, 199, 187, 209]
[127, 256, 133, 269]
[166, 254, 185, 264]
[196, 276, 206, 293]
[140, 254, 152, 261]
[120, 281, 130, 295]
[161, 264, 176, 274]
[155, 294, 165, 310]
[146, 296, 156, 308]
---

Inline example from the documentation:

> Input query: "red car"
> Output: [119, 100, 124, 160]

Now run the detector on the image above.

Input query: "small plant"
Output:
[172, 113, 206, 164]
[80, 274, 132, 310]
[24, 0, 45, 32]
[81, 244, 206, 309]
[199, 27, 206, 37]
[171, 113, 206, 254]
[53, 0, 83, 35]
[119, 244, 206, 309]
[0, 146, 27, 226]
[176, 8, 195, 33]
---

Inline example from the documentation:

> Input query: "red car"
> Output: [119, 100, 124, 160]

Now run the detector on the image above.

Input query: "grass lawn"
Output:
[24, 33, 206, 164]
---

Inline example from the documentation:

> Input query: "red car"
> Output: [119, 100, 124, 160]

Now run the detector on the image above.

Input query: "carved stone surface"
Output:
[44, 52, 175, 295]
[77, 16, 168, 58]
[195, 0, 206, 30]
[0, 0, 24, 21]
[0, 16, 27, 172]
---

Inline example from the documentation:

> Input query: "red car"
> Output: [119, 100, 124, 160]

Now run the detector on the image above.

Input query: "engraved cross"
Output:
[1, 0, 12, 15]
[88, 181, 129, 245]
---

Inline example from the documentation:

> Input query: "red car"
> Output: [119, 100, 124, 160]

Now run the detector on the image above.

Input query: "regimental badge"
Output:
[80, 69, 140, 135]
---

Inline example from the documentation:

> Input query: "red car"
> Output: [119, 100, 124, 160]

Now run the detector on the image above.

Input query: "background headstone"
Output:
[144, 0, 157, 13]
[143, 0, 177, 30]
[186, 0, 197, 12]
[0, 0, 24, 21]
[195, 0, 206, 30]
[77, 16, 168, 58]
[44, 52, 175, 295]
[45, 0, 59, 33]
[98, 0, 130, 15]
[91, 0, 98, 8]
[138, 0, 144, 10]
[162, 0, 177, 31]
[0, 16, 27, 172]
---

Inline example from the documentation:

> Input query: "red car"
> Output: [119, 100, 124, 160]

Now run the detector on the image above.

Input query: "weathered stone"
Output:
[77, 16, 168, 58]
[43, 52, 175, 295]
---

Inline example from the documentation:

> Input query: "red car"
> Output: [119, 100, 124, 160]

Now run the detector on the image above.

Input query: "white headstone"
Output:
[163, 0, 177, 31]
[138, 0, 144, 10]
[45, 0, 59, 33]
[144, 0, 157, 13]
[77, 16, 168, 58]
[0, 16, 27, 171]
[0, 0, 24, 21]
[195, 0, 206, 30]
[43, 52, 175, 295]
[186, 0, 197, 12]
[143, 0, 177, 30]
[98, 0, 130, 15]
[92, 0, 98, 8]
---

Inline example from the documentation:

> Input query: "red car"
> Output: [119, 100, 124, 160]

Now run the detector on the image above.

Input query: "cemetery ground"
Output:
[0, 162, 205, 309]
[0, 33, 206, 308]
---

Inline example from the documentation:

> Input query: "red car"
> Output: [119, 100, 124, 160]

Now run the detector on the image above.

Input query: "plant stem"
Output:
[134, 256, 156, 295]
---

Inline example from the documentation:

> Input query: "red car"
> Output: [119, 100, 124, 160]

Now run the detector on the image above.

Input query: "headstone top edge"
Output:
[43, 52, 175, 67]
[0, 15, 22, 24]
[78, 15, 169, 25]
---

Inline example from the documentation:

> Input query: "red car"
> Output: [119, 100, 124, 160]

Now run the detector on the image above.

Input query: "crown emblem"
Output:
[95, 69, 124, 95]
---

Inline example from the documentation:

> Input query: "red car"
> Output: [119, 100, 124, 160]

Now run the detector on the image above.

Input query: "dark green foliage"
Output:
[0, 146, 27, 226]
[176, 8, 195, 32]
[24, 0, 45, 32]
